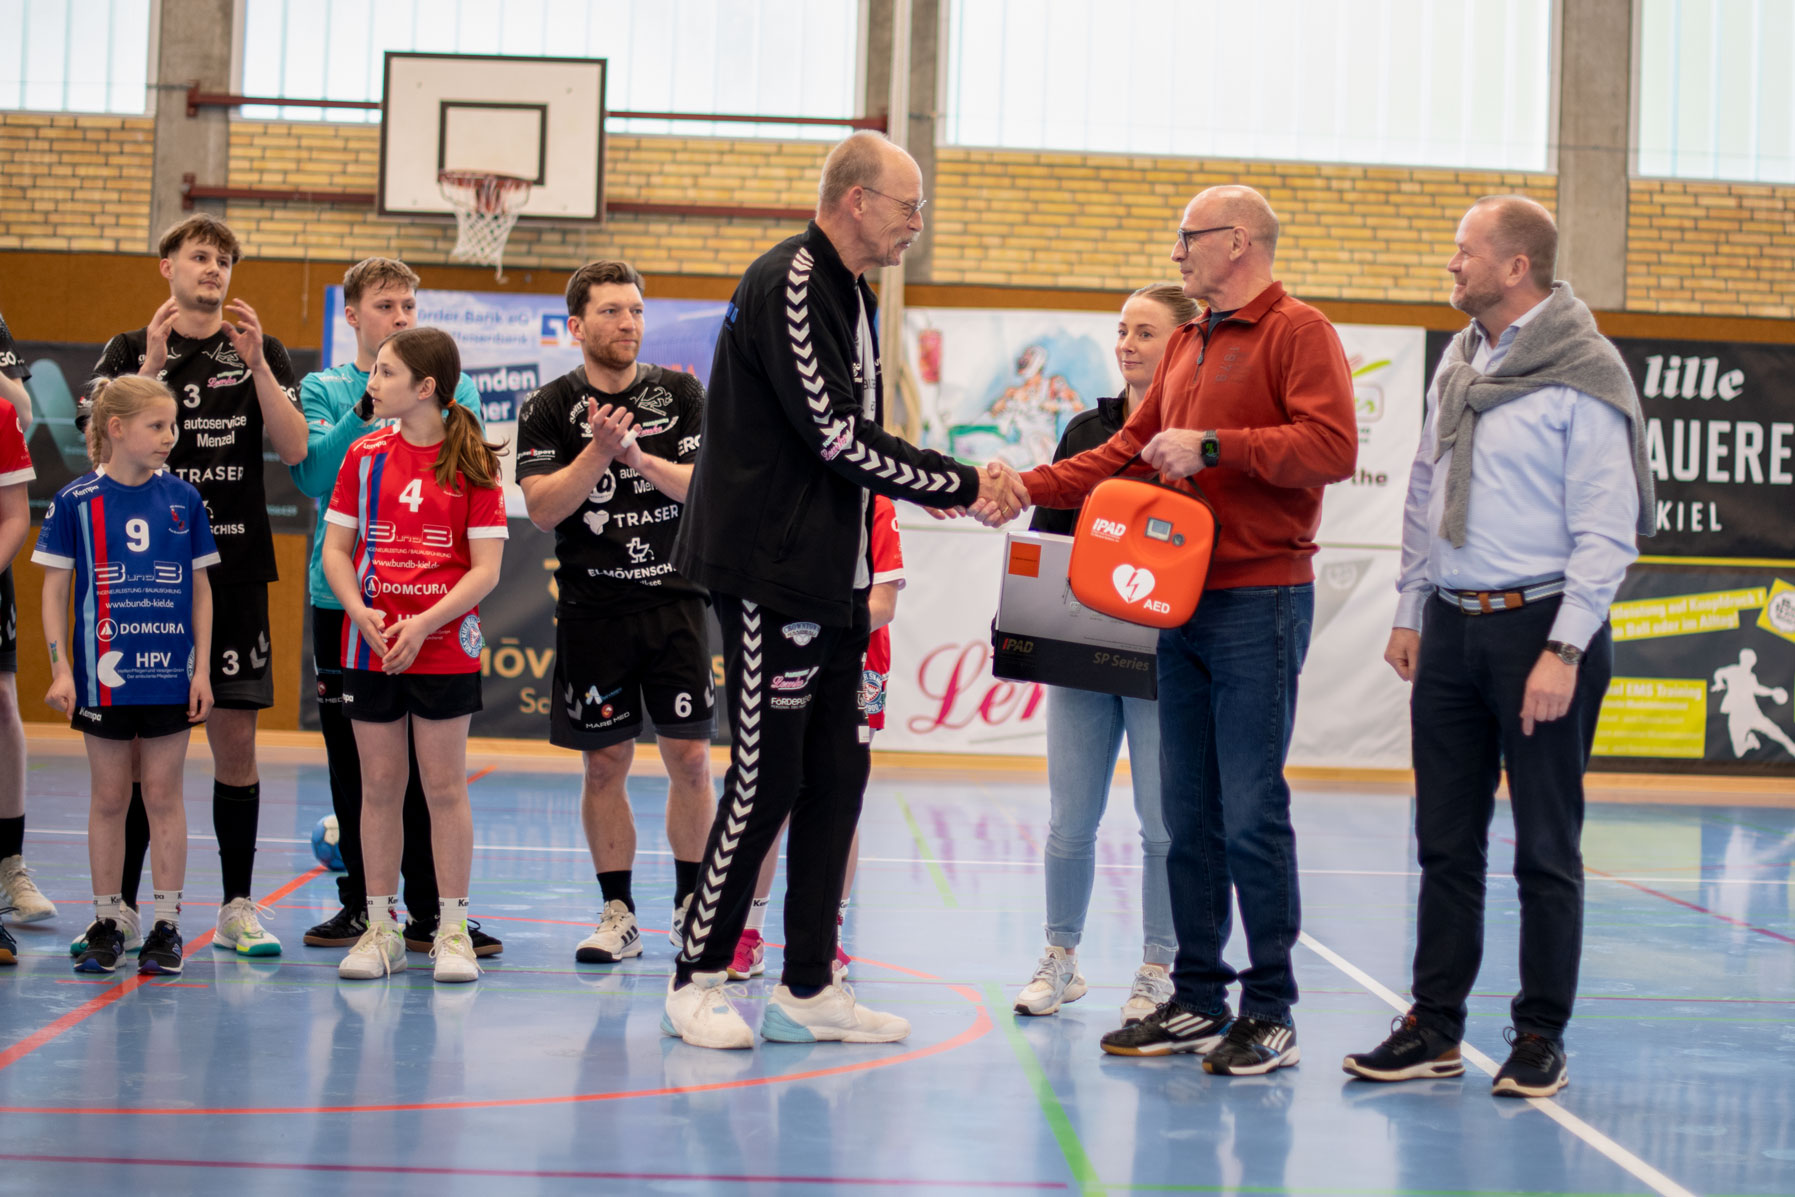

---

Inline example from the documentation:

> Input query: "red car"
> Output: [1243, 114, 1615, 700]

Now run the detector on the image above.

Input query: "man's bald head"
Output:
[1470, 195, 1556, 291]
[818, 130, 914, 213]
[1192, 185, 1281, 260]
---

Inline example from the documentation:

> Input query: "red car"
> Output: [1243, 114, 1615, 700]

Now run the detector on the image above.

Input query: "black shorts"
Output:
[550, 598, 715, 751]
[210, 580, 273, 711]
[312, 605, 347, 709]
[72, 703, 195, 742]
[0, 567, 16, 673]
[343, 668, 482, 723]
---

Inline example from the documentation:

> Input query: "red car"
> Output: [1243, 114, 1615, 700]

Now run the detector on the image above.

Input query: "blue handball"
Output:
[311, 814, 346, 871]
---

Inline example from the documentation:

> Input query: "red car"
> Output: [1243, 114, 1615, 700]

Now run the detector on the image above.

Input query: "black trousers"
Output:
[676, 594, 870, 989]
[313, 606, 439, 916]
[1409, 593, 1611, 1043]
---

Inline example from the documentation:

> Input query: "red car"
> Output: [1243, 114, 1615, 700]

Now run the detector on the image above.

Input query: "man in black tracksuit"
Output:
[664, 131, 1015, 1049]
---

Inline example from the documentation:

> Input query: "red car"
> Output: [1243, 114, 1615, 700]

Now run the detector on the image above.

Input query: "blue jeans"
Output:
[1043, 685, 1174, 964]
[1157, 584, 1313, 1024]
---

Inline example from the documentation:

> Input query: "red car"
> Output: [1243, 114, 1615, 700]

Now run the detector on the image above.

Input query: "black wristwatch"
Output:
[1544, 640, 1584, 666]
[1200, 430, 1221, 468]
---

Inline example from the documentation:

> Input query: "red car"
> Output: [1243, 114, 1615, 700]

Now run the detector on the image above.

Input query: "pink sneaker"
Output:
[727, 929, 765, 980]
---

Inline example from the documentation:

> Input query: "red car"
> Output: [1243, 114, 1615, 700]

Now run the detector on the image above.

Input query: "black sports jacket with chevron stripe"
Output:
[675, 222, 980, 625]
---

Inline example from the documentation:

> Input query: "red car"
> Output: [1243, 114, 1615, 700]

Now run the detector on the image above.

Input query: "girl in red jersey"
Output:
[321, 327, 507, 984]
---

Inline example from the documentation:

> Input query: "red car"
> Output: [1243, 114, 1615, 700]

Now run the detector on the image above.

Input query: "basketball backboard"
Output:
[379, 52, 605, 221]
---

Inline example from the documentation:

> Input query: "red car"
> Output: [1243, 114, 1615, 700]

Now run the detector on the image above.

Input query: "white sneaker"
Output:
[0, 856, 57, 923]
[70, 904, 141, 955]
[338, 923, 407, 979]
[431, 925, 481, 983]
[763, 983, 910, 1043]
[661, 971, 754, 1049]
[1013, 946, 1087, 1016]
[215, 897, 281, 957]
[575, 899, 643, 963]
[1121, 962, 1174, 1024]
[669, 893, 693, 949]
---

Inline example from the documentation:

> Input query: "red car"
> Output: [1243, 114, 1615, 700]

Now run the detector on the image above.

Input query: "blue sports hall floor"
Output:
[2, 734, 1791, 1197]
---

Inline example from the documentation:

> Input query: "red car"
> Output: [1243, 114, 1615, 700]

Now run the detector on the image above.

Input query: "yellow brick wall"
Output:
[222, 120, 826, 275]
[1626, 179, 1795, 318]
[0, 113, 154, 252]
[7, 112, 1795, 319]
[930, 148, 1557, 301]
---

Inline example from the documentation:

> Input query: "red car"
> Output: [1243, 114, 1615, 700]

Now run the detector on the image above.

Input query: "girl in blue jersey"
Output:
[36, 376, 218, 976]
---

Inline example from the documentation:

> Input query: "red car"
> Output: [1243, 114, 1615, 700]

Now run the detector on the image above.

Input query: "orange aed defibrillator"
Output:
[1067, 466, 1218, 629]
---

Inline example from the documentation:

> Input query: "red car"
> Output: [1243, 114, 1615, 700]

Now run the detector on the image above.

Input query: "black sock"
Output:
[120, 783, 150, 909]
[673, 859, 700, 906]
[597, 870, 634, 913]
[0, 815, 22, 860]
[213, 781, 260, 901]
[788, 983, 825, 999]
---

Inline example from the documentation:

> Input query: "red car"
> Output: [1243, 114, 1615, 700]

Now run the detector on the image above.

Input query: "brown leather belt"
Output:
[1441, 578, 1566, 615]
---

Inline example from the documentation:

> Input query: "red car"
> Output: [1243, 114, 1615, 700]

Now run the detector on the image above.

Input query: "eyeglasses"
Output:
[1174, 225, 1237, 253]
[862, 185, 928, 220]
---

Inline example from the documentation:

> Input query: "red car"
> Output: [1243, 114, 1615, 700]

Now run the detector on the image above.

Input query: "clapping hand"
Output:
[584, 398, 637, 460]
[222, 299, 269, 372]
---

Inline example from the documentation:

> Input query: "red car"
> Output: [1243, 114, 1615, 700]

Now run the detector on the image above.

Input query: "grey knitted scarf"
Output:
[1433, 281, 1655, 547]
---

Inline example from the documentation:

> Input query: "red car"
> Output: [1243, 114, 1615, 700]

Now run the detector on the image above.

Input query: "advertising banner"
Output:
[1595, 565, 1795, 771]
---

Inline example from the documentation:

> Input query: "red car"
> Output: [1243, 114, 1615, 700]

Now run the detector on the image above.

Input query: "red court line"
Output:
[0, 983, 995, 1117]
[466, 765, 498, 784]
[1499, 837, 1795, 947]
[1586, 862, 1795, 946]
[0, 1154, 1065, 1190]
[0, 865, 328, 1075]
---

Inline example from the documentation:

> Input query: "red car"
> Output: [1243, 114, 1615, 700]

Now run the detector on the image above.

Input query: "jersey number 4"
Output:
[398, 478, 424, 512]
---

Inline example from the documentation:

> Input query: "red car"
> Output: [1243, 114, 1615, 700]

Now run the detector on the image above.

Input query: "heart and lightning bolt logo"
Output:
[1112, 564, 1157, 604]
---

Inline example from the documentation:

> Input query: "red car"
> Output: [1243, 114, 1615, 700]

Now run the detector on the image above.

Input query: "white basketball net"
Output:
[438, 171, 532, 277]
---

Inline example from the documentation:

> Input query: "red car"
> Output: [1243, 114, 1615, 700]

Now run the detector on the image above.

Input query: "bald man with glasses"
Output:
[983, 185, 1358, 1074]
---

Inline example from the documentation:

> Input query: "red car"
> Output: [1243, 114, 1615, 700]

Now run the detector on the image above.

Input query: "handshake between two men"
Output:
[940, 428, 1217, 529]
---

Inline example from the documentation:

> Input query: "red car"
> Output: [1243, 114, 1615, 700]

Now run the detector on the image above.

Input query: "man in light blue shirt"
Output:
[289, 258, 497, 957]
[1343, 196, 1650, 1099]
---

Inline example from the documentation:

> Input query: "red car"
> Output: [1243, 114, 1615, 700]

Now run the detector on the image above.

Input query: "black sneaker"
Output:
[405, 918, 503, 957]
[1202, 1014, 1300, 1075]
[74, 918, 127, 973]
[137, 920, 185, 975]
[1492, 1029, 1567, 1097]
[304, 904, 369, 947]
[1343, 1013, 1465, 1082]
[1100, 1001, 1231, 1057]
[0, 911, 16, 965]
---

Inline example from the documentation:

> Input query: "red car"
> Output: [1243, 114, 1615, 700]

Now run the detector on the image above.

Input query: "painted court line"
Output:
[984, 983, 1105, 1196]
[22, 828, 1795, 888]
[0, 865, 327, 1075]
[0, 1155, 1066, 1189]
[1298, 930, 1699, 1197]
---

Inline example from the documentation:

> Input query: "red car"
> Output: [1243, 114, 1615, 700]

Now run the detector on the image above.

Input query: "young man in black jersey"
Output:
[86, 214, 308, 958]
[516, 260, 717, 965]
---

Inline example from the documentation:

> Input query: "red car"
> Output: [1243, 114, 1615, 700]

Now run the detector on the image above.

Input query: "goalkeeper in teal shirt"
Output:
[289, 258, 501, 957]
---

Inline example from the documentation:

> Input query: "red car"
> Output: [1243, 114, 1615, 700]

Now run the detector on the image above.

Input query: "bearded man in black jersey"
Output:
[87, 213, 307, 958]
[516, 260, 717, 965]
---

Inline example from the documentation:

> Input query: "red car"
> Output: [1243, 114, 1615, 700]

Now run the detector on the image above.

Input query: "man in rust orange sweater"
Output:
[988, 185, 1357, 1073]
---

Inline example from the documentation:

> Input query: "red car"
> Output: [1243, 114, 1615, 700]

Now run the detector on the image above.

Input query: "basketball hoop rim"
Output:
[436, 169, 534, 190]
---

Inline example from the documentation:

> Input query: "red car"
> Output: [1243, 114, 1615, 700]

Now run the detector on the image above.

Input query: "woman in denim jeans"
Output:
[1013, 284, 1197, 1024]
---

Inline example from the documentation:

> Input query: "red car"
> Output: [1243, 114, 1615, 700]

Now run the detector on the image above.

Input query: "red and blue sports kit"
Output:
[324, 428, 508, 674]
[32, 470, 220, 707]
[861, 494, 905, 733]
